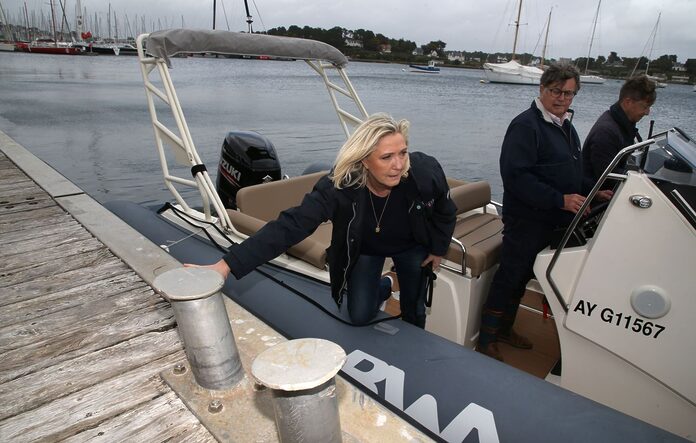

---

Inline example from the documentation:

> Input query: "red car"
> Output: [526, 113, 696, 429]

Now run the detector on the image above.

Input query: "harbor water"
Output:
[1, 51, 695, 205]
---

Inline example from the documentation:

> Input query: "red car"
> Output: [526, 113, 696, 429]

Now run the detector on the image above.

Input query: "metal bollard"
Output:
[153, 267, 243, 390]
[252, 338, 346, 443]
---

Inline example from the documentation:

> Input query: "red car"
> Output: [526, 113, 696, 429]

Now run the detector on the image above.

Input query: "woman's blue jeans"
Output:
[347, 244, 428, 328]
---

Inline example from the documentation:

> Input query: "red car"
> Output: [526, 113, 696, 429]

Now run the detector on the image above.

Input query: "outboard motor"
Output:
[216, 131, 282, 209]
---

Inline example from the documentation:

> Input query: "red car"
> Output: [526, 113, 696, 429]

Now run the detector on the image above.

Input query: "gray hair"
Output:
[330, 113, 410, 189]
[540, 63, 581, 92]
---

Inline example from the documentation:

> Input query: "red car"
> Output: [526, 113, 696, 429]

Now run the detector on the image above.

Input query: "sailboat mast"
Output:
[645, 12, 661, 75]
[49, 0, 58, 46]
[243, 0, 253, 33]
[540, 7, 552, 69]
[511, 0, 523, 61]
[585, 0, 601, 74]
[75, 0, 82, 40]
[24, 2, 31, 40]
[212, 0, 216, 30]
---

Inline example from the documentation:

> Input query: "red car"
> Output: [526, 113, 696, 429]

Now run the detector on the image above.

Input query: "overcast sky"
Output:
[5, 0, 696, 62]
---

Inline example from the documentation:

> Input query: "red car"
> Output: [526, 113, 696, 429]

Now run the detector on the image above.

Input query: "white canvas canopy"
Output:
[145, 28, 348, 68]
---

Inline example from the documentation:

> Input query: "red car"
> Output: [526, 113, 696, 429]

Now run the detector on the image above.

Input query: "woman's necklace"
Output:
[368, 189, 391, 233]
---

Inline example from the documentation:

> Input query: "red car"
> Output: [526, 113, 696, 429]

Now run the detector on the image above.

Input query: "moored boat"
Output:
[483, 2, 549, 85]
[107, 28, 695, 442]
[26, 39, 82, 55]
[409, 60, 440, 74]
[579, 0, 607, 85]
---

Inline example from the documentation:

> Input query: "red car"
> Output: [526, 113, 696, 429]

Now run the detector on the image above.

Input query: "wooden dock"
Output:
[0, 150, 216, 441]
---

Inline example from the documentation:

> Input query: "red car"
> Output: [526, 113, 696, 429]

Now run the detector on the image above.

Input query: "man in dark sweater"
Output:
[583, 75, 657, 186]
[477, 64, 612, 361]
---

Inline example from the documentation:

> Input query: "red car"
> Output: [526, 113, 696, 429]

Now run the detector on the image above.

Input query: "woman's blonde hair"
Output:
[330, 113, 410, 189]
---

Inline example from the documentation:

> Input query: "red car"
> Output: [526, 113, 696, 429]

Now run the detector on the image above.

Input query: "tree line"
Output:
[266, 25, 696, 82]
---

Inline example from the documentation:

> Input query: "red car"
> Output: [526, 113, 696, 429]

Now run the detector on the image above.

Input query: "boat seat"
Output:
[226, 171, 331, 270]
[444, 181, 503, 277]
[226, 172, 503, 276]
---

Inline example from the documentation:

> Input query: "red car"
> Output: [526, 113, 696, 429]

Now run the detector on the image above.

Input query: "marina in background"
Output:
[0, 51, 694, 207]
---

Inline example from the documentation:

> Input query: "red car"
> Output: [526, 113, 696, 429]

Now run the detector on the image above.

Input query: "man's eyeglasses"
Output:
[546, 87, 577, 99]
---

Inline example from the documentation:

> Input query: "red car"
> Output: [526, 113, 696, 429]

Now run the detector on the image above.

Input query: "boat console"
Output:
[535, 128, 696, 437]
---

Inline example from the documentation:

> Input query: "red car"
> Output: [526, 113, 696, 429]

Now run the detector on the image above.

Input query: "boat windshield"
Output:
[643, 129, 696, 186]
[641, 128, 696, 226]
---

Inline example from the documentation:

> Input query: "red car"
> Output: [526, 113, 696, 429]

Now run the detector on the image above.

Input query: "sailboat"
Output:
[579, 0, 606, 85]
[483, 1, 548, 85]
[632, 12, 667, 88]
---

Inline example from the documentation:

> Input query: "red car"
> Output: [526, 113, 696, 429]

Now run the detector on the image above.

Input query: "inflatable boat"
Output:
[106, 29, 695, 442]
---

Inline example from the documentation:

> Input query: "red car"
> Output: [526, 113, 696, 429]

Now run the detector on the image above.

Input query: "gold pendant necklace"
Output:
[368, 189, 391, 233]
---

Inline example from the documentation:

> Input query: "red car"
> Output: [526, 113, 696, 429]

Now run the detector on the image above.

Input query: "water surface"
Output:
[1, 52, 694, 205]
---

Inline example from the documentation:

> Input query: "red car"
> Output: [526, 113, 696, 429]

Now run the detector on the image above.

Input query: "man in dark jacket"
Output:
[477, 64, 611, 361]
[193, 114, 456, 329]
[583, 75, 657, 186]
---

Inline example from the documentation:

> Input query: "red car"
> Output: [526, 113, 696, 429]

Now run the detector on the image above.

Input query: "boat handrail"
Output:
[544, 135, 666, 312]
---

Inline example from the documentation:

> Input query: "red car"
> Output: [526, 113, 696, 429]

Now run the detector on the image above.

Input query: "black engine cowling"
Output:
[216, 131, 281, 209]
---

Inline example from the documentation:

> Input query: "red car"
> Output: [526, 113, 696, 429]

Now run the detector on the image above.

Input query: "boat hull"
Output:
[483, 61, 542, 85]
[580, 74, 606, 84]
[409, 65, 440, 74]
[104, 200, 683, 443]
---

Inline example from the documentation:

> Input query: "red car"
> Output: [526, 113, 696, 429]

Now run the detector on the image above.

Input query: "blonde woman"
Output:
[196, 113, 456, 327]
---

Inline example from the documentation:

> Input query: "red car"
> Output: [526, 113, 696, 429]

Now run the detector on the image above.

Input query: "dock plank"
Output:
[0, 204, 68, 227]
[0, 197, 56, 215]
[0, 256, 127, 307]
[0, 211, 74, 235]
[0, 247, 118, 292]
[0, 183, 51, 202]
[0, 300, 175, 384]
[0, 283, 162, 353]
[0, 330, 182, 421]
[1, 222, 93, 256]
[61, 391, 216, 443]
[0, 238, 107, 277]
[0, 270, 142, 328]
[1, 217, 81, 244]
[0, 351, 185, 442]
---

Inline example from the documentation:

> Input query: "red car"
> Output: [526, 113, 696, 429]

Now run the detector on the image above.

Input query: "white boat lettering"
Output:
[573, 300, 666, 339]
[344, 349, 500, 443]
[219, 157, 242, 182]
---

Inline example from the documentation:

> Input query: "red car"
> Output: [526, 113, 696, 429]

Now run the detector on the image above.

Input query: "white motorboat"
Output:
[409, 60, 440, 74]
[108, 28, 695, 441]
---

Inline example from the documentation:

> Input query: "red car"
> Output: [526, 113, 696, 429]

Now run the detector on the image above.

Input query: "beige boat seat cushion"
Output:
[227, 172, 502, 276]
[227, 171, 331, 269]
[445, 181, 503, 277]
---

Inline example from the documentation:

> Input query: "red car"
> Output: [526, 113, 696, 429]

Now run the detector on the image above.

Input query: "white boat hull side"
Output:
[580, 74, 606, 84]
[483, 60, 542, 85]
[535, 171, 696, 438]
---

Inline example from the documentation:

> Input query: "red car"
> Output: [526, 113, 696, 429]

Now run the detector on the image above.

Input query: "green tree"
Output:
[421, 40, 446, 58]
[685, 59, 696, 74]
[606, 51, 620, 65]
[650, 54, 675, 72]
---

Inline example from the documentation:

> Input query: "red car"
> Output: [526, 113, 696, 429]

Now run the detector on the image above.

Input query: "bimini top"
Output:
[145, 28, 348, 68]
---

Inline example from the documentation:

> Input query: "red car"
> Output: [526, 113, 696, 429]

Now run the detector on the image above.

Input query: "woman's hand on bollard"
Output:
[184, 259, 231, 279]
